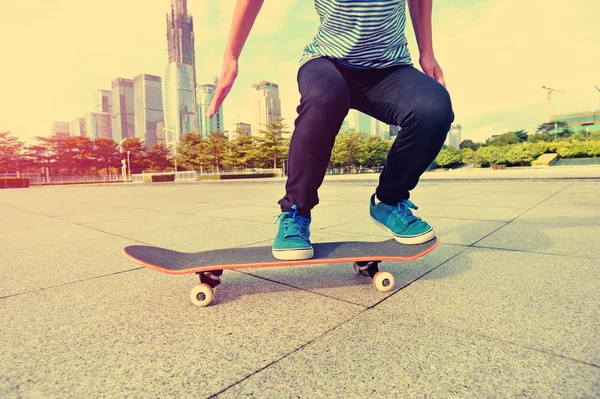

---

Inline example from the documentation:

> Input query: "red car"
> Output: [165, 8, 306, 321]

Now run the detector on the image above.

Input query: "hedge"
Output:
[0, 178, 30, 189]
[142, 174, 175, 183]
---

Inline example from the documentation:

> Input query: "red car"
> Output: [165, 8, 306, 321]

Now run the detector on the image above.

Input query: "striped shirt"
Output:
[300, 0, 412, 70]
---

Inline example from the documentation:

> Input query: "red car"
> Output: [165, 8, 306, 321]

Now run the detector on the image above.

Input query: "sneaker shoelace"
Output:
[392, 199, 421, 225]
[275, 208, 309, 238]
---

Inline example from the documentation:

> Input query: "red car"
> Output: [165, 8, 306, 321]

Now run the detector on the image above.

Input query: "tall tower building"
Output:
[134, 74, 165, 150]
[447, 124, 462, 149]
[70, 118, 87, 137]
[346, 110, 372, 135]
[163, 0, 197, 144]
[252, 81, 281, 136]
[228, 122, 251, 140]
[95, 90, 113, 113]
[51, 122, 70, 139]
[112, 78, 135, 140]
[86, 113, 113, 139]
[197, 79, 223, 137]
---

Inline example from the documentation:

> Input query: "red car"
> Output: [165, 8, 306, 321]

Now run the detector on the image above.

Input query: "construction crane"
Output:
[541, 86, 566, 122]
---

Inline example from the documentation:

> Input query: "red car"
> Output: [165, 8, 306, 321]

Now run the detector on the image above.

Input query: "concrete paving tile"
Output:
[218, 311, 599, 398]
[0, 222, 107, 253]
[515, 198, 600, 222]
[84, 213, 214, 235]
[444, 192, 552, 209]
[0, 235, 140, 298]
[122, 217, 278, 252]
[325, 217, 506, 246]
[244, 233, 465, 306]
[0, 268, 362, 398]
[475, 218, 600, 258]
[416, 204, 524, 222]
[376, 248, 600, 365]
[58, 208, 177, 224]
[0, 206, 65, 234]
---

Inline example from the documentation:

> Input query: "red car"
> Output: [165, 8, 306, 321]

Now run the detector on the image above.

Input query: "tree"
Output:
[178, 133, 209, 171]
[254, 118, 290, 169]
[93, 138, 121, 175]
[459, 139, 479, 150]
[479, 145, 509, 166]
[224, 135, 255, 171]
[61, 136, 95, 175]
[204, 131, 229, 173]
[528, 133, 551, 143]
[434, 147, 463, 167]
[147, 144, 171, 171]
[537, 121, 572, 139]
[462, 148, 486, 166]
[121, 138, 149, 173]
[30, 136, 60, 176]
[331, 129, 363, 171]
[0, 132, 25, 173]
[506, 145, 534, 166]
[358, 136, 390, 168]
[487, 132, 518, 147]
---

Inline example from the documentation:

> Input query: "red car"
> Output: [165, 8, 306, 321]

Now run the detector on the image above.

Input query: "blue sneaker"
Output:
[369, 194, 435, 244]
[272, 205, 314, 260]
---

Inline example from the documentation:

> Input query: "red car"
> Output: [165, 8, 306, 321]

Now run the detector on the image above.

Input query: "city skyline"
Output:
[1, 0, 599, 145]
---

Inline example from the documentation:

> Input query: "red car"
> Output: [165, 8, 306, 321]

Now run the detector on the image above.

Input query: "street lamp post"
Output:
[127, 151, 131, 182]
[164, 128, 178, 173]
[119, 139, 127, 182]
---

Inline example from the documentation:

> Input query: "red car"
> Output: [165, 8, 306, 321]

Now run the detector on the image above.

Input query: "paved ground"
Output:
[1, 177, 599, 398]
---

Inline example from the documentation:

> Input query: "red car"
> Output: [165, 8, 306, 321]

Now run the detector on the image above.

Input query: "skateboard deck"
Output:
[123, 238, 438, 307]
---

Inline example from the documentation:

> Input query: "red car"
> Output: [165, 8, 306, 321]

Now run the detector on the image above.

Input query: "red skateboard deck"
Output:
[123, 238, 438, 307]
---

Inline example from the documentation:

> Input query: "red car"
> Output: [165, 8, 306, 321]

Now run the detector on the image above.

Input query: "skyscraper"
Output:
[346, 110, 372, 135]
[228, 122, 251, 140]
[197, 79, 223, 137]
[112, 78, 135, 140]
[447, 124, 462, 149]
[134, 74, 164, 150]
[163, 0, 197, 144]
[252, 81, 281, 136]
[95, 90, 113, 113]
[86, 113, 113, 139]
[70, 118, 87, 137]
[51, 122, 70, 139]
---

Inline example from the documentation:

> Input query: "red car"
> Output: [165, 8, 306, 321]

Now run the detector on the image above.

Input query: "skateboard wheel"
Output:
[373, 271, 395, 292]
[190, 283, 214, 307]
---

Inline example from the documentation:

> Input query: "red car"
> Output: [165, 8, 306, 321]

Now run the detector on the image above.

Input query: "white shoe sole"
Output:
[370, 216, 436, 245]
[272, 247, 314, 260]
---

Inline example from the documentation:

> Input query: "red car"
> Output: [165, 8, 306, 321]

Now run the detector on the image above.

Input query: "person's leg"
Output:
[342, 65, 454, 243]
[273, 58, 351, 260]
[278, 58, 351, 216]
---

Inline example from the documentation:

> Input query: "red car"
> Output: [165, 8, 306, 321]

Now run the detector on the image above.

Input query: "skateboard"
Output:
[122, 238, 438, 307]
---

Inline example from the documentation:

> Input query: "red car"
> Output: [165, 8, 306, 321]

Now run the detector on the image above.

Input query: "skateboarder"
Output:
[208, 0, 454, 261]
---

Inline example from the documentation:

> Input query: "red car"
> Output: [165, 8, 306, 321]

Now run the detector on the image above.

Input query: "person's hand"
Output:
[419, 52, 446, 88]
[207, 56, 239, 118]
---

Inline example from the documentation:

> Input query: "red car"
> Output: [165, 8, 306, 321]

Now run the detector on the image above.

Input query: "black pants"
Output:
[278, 57, 454, 216]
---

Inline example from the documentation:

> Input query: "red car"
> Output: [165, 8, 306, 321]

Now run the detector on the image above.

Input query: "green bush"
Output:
[0, 178, 30, 188]
[434, 147, 463, 168]
[143, 174, 175, 183]
[220, 173, 275, 180]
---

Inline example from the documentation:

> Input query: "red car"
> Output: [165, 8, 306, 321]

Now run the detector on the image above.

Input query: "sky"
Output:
[1, 0, 599, 145]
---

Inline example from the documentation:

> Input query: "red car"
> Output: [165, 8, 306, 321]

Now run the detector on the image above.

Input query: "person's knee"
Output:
[411, 86, 454, 132]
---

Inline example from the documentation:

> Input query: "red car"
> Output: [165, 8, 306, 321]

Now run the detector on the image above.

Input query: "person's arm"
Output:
[207, 0, 265, 118]
[407, 0, 446, 87]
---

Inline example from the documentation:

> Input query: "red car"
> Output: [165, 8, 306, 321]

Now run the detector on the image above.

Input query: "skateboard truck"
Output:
[353, 261, 395, 291]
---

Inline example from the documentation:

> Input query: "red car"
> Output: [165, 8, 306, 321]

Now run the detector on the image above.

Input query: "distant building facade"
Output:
[112, 78, 135, 140]
[51, 122, 70, 139]
[252, 81, 281, 136]
[134, 74, 164, 150]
